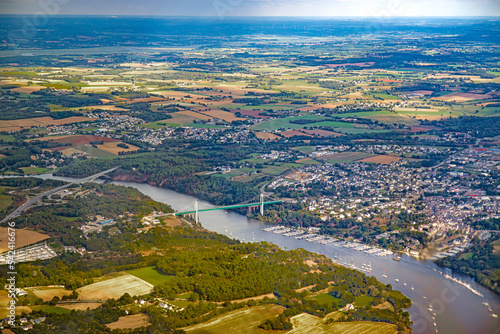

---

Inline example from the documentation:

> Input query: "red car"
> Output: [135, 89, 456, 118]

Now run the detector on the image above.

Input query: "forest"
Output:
[0, 178, 411, 333]
[55, 147, 259, 206]
[435, 235, 500, 295]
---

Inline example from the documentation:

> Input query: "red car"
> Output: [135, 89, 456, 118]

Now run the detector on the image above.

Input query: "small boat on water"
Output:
[382, 274, 388, 278]
[403, 282, 407, 286]
[411, 285, 414, 290]
[492, 314, 498, 318]
[395, 278, 399, 282]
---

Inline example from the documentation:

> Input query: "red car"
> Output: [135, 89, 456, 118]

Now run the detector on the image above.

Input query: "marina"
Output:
[35, 174, 500, 334]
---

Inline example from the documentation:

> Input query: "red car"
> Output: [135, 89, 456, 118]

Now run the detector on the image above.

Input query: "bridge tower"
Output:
[260, 193, 264, 216]
[195, 200, 199, 224]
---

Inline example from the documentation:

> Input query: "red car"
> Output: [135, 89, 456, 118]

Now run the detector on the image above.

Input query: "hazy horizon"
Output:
[1, 0, 499, 17]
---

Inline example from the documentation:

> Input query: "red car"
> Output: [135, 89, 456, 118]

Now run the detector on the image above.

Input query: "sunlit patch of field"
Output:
[125, 266, 172, 286]
[10, 85, 45, 93]
[169, 112, 206, 125]
[19, 167, 52, 175]
[214, 84, 278, 95]
[31, 287, 72, 302]
[322, 152, 376, 163]
[152, 90, 208, 100]
[432, 92, 495, 102]
[198, 109, 246, 122]
[288, 313, 397, 334]
[106, 314, 150, 330]
[29, 305, 71, 314]
[368, 115, 421, 126]
[254, 132, 281, 140]
[81, 86, 113, 92]
[0, 305, 32, 319]
[87, 81, 132, 86]
[178, 109, 213, 121]
[77, 273, 154, 300]
[301, 129, 345, 137]
[0, 116, 90, 132]
[79, 105, 129, 111]
[184, 305, 285, 334]
[279, 130, 313, 138]
[96, 142, 140, 155]
[339, 91, 371, 99]
[57, 302, 102, 311]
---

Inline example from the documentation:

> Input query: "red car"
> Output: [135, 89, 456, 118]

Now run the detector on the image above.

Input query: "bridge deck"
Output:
[173, 201, 282, 215]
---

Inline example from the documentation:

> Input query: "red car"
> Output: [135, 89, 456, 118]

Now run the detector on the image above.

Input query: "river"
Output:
[33, 174, 500, 334]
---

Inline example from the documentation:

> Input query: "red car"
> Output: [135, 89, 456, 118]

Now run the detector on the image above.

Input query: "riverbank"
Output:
[16, 174, 500, 334]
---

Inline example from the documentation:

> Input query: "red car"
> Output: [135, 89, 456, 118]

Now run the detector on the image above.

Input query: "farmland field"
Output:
[0, 116, 90, 132]
[106, 314, 150, 330]
[77, 273, 154, 300]
[0, 228, 50, 253]
[288, 313, 397, 334]
[322, 152, 376, 163]
[358, 155, 402, 164]
[20, 167, 52, 175]
[184, 304, 285, 334]
[31, 287, 72, 302]
[354, 295, 375, 307]
[198, 109, 245, 122]
[308, 293, 342, 307]
[140, 121, 182, 129]
[33, 134, 118, 145]
[96, 141, 140, 155]
[73, 145, 116, 157]
[0, 134, 15, 142]
[0, 186, 13, 211]
[57, 302, 102, 311]
[254, 132, 280, 140]
[126, 266, 172, 286]
[29, 305, 71, 314]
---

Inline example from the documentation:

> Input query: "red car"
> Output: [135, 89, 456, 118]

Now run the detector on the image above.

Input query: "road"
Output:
[1, 167, 119, 224]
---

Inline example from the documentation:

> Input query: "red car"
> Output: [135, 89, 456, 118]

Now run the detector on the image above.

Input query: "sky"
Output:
[0, 0, 499, 17]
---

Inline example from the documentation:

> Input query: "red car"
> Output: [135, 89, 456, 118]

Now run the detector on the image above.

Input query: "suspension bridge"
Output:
[168, 194, 283, 223]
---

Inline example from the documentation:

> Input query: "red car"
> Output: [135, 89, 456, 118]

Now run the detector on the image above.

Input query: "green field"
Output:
[0, 186, 13, 211]
[75, 145, 115, 158]
[371, 93, 399, 100]
[184, 304, 285, 334]
[20, 167, 51, 175]
[187, 123, 226, 129]
[140, 122, 182, 129]
[459, 252, 474, 260]
[323, 152, 375, 163]
[171, 300, 195, 308]
[251, 115, 388, 134]
[388, 290, 407, 301]
[354, 295, 374, 307]
[0, 134, 15, 142]
[309, 293, 342, 307]
[293, 146, 315, 154]
[250, 115, 327, 131]
[126, 266, 171, 286]
[261, 165, 291, 175]
[30, 305, 71, 314]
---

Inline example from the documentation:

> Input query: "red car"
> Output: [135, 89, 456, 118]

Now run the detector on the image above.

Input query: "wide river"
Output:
[35, 174, 500, 334]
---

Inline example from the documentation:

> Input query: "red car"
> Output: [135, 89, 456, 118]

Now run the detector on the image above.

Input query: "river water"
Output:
[34, 174, 500, 334]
